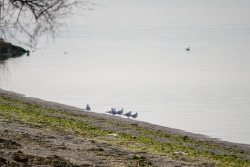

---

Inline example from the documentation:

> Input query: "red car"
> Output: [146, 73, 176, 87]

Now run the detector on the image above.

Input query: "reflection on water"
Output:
[0, 61, 10, 85]
[1, 0, 250, 144]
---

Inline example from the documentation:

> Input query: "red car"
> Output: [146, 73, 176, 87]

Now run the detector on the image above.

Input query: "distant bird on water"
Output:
[86, 104, 91, 111]
[131, 112, 138, 119]
[186, 47, 190, 51]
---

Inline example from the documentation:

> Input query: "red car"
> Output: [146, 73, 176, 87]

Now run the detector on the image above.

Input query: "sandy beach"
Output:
[1, 88, 250, 167]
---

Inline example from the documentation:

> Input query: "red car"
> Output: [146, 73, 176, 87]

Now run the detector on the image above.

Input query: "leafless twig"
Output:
[0, 0, 95, 49]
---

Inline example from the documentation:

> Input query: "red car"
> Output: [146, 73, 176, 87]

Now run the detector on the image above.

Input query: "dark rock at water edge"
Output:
[0, 38, 29, 61]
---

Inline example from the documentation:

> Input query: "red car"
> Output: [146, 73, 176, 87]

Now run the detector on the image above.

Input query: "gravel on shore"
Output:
[1, 88, 249, 150]
[1, 88, 250, 167]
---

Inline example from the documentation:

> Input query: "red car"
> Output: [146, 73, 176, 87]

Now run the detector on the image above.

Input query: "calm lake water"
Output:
[1, 0, 250, 144]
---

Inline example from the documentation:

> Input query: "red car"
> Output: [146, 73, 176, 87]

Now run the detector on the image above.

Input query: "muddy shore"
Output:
[1, 88, 250, 167]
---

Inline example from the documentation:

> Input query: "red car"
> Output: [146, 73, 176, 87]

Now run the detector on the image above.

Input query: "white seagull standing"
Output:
[131, 112, 138, 119]
[111, 108, 117, 115]
[86, 104, 91, 111]
[124, 111, 132, 118]
[117, 108, 124, 115]
[106, 108, 113, 114]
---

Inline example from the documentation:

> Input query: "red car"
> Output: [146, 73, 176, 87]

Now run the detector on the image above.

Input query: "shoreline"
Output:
[1, 88, 249, 149]
[1, 88, 250, 166]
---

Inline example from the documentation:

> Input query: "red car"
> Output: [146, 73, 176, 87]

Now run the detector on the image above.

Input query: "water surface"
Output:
[1, 0, 250, 144]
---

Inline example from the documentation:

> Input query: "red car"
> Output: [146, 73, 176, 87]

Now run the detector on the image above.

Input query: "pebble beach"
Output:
[1, 88, 250, 166]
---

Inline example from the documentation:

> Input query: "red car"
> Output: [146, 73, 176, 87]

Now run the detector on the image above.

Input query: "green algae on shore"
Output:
[0, 93, 250, 167]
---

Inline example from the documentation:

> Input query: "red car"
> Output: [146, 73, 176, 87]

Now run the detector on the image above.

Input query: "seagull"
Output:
[131, 112, 138, 119]
[124, 111, 132, 118]
[117, 108, 124, 115]
[86, 104, 91, 110]
[111, 108, 117, 115]
[186, 47, 190, 51]
[106, 108, 113, 114]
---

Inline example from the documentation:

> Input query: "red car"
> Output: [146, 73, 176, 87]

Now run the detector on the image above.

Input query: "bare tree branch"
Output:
[0, 0, 94, 49]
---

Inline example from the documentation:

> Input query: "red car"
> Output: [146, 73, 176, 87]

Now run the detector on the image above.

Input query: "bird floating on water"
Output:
[186, 47, 190, 51]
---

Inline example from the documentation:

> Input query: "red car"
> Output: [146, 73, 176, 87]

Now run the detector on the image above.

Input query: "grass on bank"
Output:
[0, 95, 250, 167]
